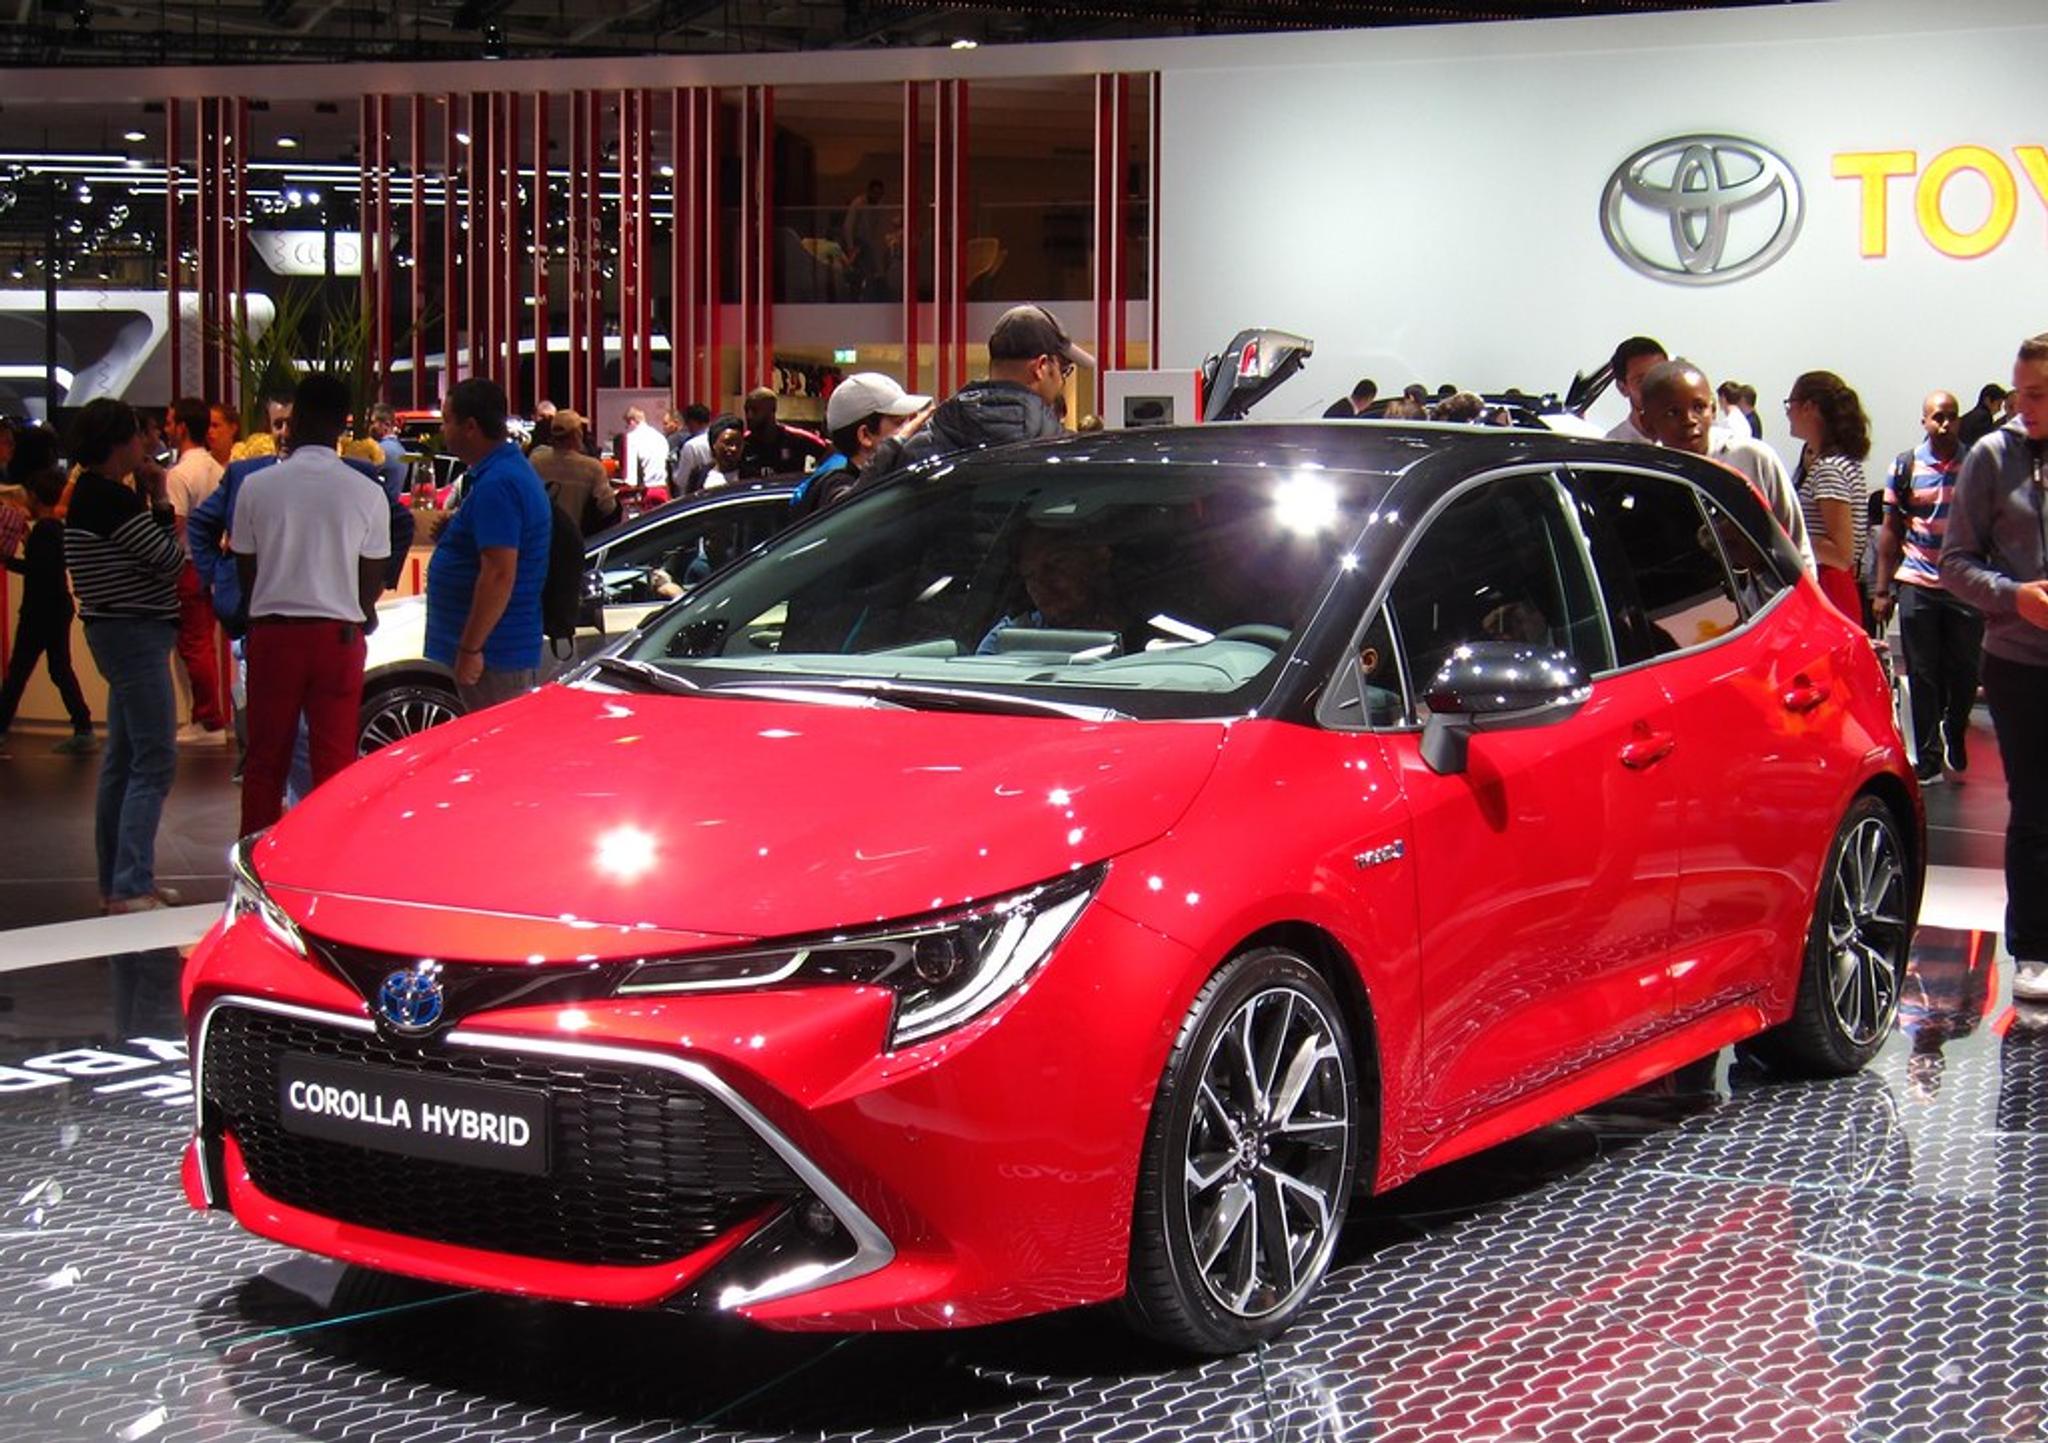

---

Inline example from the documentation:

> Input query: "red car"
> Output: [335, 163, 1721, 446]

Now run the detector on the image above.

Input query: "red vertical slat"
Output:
[760, 85, 774, 393]
[638, 88, 654, 391]
[953, 81, 968, 395]
[503, 91, 520, 413]
[901, 81, 919, 398]
[411, 96, 426, 408]
[1149, 72, 1162, 366]
[234, 99, 248, 410]
[442, 95, 458, 396]
[359, 96, 374, 379]
[707, 88, 722, 407]
[567, 89, 583, 410]
[1093, 75, 1109, 415]
[533, 91, 549, 410]
[586, 89, 602, 402]
[930, 83, 946, 395]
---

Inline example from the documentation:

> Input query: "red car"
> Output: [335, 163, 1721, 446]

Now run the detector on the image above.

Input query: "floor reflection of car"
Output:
[355, 481, 796, 753]
[187, 423, 1921, 1355]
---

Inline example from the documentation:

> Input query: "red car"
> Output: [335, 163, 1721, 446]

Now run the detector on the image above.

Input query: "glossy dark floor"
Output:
[0, 709, 2033, 1442]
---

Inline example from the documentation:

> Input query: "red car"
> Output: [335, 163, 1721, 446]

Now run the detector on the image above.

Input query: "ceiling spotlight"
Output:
[277, 135, 300, 149]
[657, 163, 674, 178]
[455, 130, 472, 147]
[482, 22, 505, 59]
[305, 189, 321, 204]
[123, 128, 146, 142]
[950, 37, 977, 49]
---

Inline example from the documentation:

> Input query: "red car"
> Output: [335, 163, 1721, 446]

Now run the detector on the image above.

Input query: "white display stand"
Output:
[1101, 369, 1205, 430]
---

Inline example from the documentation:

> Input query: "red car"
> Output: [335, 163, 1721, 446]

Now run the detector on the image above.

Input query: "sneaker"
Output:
[1914, 763, 1943, 787]
[52, 732, 99, 755]
[175, 723, 229, 747]
[104, 895, 167, 915]
[2015, 960, 2048, 1003]
[154, 885, 183, 907]
[1943, 720, 1969, 776]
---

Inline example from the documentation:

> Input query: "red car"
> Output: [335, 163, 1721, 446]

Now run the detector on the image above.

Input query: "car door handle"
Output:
[1782, 677, 1832, 714]
[1619, 730, 1676, 770]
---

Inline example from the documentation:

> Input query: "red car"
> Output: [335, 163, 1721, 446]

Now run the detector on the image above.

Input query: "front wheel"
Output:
[1752, 795, 1913, 1077]
[357, 681, 463, 755]
[1125, 947, 1362, 1353]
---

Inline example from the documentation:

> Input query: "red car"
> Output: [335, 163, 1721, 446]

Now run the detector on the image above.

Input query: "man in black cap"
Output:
[838, 304, 1092, 504]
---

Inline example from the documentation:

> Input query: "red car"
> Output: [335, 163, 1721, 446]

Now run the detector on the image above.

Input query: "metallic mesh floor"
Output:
[0, 916, 2035, 1442]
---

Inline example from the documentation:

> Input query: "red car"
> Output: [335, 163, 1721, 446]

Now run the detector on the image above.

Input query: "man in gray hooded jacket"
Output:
[1942, 331, 2048, 1002]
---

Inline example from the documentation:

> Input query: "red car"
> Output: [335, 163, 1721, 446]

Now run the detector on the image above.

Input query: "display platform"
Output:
[0, 916, 2037, 1443]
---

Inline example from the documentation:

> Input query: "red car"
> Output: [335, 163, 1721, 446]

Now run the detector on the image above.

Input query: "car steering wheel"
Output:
[1212, 624, 1291, 649]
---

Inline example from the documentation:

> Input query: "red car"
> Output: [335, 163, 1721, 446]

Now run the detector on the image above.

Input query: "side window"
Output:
[1387, 472, 1610, 713]
[1699, 493, 1788, 618]
[1575, 468, 1745, 664]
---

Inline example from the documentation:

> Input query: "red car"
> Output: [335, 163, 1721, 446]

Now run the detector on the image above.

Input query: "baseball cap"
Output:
[986, 305, 1096, 370]
[550, 409, 587, 439]
[825, 372, 931, 433]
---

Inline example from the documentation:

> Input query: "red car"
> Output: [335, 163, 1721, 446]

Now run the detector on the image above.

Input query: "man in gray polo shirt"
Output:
[1942, 332, 2048, 1002]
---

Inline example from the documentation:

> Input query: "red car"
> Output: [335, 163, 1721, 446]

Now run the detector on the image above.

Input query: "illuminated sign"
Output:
[1832, 145, 2048, 259]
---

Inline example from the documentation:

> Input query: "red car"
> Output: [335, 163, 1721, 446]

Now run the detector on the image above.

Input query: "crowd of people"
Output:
[1, 309, 2046, 1007]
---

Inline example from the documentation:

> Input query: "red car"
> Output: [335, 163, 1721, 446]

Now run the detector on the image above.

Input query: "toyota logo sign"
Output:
[1600, 135, 1803, 286]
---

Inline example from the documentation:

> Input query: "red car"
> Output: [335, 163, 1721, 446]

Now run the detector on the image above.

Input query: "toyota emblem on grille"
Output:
[376, 962, 446, 1034]
[1600, 135, 1803, 286]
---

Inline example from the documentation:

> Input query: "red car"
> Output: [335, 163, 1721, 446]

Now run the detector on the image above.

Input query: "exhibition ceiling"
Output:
[6, 0, 1807, 68]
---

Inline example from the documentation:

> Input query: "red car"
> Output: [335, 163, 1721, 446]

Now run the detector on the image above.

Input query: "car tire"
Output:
[1125, 946, 1361, 1354]
[358, 681, 464, 756]
[1751, 795, 1912, 1078]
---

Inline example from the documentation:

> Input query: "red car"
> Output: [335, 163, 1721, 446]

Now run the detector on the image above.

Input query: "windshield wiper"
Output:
[709, 677, 1129, 722]
[586, 655, 700, 696]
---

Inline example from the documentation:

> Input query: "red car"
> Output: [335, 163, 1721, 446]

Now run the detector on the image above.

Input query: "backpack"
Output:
[540, 502, 587, 657]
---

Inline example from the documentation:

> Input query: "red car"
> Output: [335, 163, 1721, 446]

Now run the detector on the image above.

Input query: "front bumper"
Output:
[183, 895, 1198, 1330]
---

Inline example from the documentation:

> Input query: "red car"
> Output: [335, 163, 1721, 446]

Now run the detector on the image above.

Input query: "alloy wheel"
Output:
[1824, 815, 1909, 1048]
[358, 688, 462, 754]
[1179, 984, 1352, 1319]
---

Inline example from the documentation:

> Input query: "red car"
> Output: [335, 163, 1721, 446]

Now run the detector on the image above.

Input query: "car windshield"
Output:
[616, 456, 1387, 720]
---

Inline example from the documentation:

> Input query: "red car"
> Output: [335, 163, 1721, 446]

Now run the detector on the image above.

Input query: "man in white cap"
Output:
[795, 372, 931, 516]
[844, 304, 1093, 504]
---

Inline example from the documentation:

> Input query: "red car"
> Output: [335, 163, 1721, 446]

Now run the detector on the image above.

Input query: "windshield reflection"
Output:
[621, 461, 1388, 720]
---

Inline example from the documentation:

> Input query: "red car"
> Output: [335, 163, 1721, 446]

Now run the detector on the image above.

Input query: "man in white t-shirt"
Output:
[1604, 336, 1670, 445]
[162, 396, 230, 742]
[1638, 358, 1817, 573]
[230, 374, 390, 836]
[621, 406, 670, 502]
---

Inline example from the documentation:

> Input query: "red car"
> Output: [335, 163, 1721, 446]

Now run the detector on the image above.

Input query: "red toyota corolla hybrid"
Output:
[182, 423, 1921, 1353]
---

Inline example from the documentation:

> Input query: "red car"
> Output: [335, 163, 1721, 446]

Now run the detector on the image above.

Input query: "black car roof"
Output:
[938, 419, 1740, 496]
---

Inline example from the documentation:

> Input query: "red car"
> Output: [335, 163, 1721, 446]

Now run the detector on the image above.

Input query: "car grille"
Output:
[202, 1005, 806, 1267]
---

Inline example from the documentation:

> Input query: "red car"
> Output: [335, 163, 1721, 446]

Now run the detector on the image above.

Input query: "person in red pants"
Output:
[229, 374, 390, 837]
[162, 395, 228, 743]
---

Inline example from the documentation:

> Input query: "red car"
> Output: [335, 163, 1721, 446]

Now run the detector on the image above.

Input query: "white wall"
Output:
[1159, 0, 2048, 468]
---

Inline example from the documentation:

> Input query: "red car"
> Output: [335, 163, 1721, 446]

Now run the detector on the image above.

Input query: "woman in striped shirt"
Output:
[63, 399, 186, 914]
[1787, 370, 1873, 624]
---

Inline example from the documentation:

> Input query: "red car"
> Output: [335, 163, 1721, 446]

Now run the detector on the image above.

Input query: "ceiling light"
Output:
[123, 129, 146, 143]
[950, 37, 977, 49]
[277, 135, 300, 149]
[657, 163, 674, 178]
[455, 131, 472, 147]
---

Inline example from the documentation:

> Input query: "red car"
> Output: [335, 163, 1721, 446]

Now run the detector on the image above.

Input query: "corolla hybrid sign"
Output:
[1599, 134, 1805, 286]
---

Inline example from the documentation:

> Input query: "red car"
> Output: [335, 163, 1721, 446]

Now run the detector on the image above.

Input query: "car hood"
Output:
[255, 681, 1227, 953]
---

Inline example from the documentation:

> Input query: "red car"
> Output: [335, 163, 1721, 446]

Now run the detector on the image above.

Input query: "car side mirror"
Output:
[1419, 642, 1592, 776]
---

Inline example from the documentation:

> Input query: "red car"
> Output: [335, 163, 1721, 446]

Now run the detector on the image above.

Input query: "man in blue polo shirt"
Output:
[425, 378, 551, 711]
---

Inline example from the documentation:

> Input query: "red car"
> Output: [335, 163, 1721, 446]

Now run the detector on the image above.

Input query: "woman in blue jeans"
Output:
[63, 400, 186, 913]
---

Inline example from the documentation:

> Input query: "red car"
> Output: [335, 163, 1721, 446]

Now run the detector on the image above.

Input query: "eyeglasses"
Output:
[1045, 354, 1074, 380]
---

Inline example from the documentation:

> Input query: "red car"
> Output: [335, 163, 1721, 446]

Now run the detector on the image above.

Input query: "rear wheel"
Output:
[358, 681, 463, 755]
[1752, 795, 1912, 1076]
[1125, 947, 1361, 1353]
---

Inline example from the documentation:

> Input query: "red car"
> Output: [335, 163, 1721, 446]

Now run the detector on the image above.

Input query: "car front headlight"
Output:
[620, 865, 1104, 1047]
[224, 835, 308, 957]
